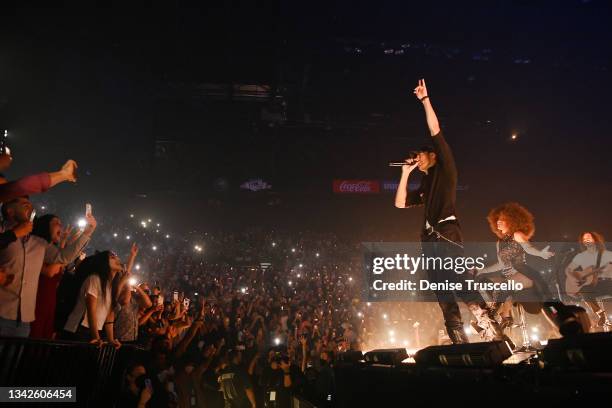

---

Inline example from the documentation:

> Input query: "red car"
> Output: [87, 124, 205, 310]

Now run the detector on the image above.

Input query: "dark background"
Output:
[1, 0, 610, 241]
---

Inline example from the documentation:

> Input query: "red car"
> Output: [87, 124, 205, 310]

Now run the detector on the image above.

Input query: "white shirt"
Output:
[570, 250, 612, 279]
[64, 275, 112, 332]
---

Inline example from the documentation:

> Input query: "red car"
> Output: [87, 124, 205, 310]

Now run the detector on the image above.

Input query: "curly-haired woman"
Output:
[476, 202, 588, 338]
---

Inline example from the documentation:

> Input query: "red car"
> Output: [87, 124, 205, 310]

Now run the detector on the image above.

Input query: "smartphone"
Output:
[183, 298, 190, 308]
[173, 291, 179, 302]
[157, 295, 164, 306]
[144, 378, 153, 392]
[29, 209, 37, 222]
[85, 203, 92, 217]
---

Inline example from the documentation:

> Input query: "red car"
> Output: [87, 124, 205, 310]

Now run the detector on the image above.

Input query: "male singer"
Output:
[394, 79, 503, 344]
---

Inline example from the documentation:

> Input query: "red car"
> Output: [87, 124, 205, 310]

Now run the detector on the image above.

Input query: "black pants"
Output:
[422, 222, 486, 342]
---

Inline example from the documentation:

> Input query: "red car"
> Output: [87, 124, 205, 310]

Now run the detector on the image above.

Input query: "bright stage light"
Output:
[77, 218, 87, 228]
[126, 235, 131, 240]
[274, 337, 281, 345]
[152, 246, 157, 251]
[382, 313, 388, 320]
[135, 264, 141, 270]
[113, 233, 118, 237]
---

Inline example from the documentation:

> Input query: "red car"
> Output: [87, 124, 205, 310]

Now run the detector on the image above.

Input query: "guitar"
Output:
[565, 262, 612, 297]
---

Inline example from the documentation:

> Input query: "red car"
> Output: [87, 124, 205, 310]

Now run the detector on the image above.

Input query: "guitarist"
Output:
[565, 232, 612, 328]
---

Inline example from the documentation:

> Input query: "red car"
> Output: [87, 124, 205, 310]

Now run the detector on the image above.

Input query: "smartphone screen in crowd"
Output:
[29, 210, 37, 222]
[173, 291, 179, 302]
[85, 203, 92, 217]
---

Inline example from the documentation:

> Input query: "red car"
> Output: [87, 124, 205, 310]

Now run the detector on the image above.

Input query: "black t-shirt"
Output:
[219, 364, 253, 408]
[407, 131, 458, 231]
[313, 364, 334, 404]
[259, 366, 292, 408]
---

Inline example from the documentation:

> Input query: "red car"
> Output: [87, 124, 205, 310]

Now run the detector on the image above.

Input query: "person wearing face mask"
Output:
[117, 362, 154, 408]
[565, 231, 612, 329]
[0, 196, 90, 337]
[259, 351, 294, 408]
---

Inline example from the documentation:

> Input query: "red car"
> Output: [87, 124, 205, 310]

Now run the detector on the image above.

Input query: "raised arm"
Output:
[0, 160, 78, 203]
[514, 232, 554, 259]
[476, 242, 504, 274]
[134, 283, 153, 309]
[414, 79, 440, 136]
[125, 243, 139, 275]
[51, 215, 96, 264]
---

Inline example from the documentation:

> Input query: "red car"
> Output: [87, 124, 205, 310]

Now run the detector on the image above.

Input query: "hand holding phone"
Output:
[85, 203, 92, 217]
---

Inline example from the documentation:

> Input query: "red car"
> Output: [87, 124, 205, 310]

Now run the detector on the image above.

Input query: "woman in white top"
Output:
[63, 250, 124, 347]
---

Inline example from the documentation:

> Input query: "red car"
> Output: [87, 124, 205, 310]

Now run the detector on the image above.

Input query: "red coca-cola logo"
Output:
[333, 180, 380, 194]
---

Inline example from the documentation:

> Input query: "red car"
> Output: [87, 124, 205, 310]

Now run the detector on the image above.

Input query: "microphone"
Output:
[389, 158, 418, 167]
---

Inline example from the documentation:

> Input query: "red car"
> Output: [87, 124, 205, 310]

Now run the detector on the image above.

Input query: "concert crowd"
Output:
[0, 153, 456, 408]
[0, 151, 609, 408]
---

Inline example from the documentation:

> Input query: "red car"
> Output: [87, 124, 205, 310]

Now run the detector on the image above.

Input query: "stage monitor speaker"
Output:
[337, 350, 364, 364]
[414, 340, 512, 368]
[363, 348, 408, 366]
[539, 332, 612, 371]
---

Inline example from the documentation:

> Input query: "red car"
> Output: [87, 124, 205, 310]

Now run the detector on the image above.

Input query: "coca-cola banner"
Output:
[332, 180, 380, 194]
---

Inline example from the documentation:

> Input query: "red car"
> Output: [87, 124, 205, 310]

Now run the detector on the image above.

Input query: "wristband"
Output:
[419, 96, 429, 102]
